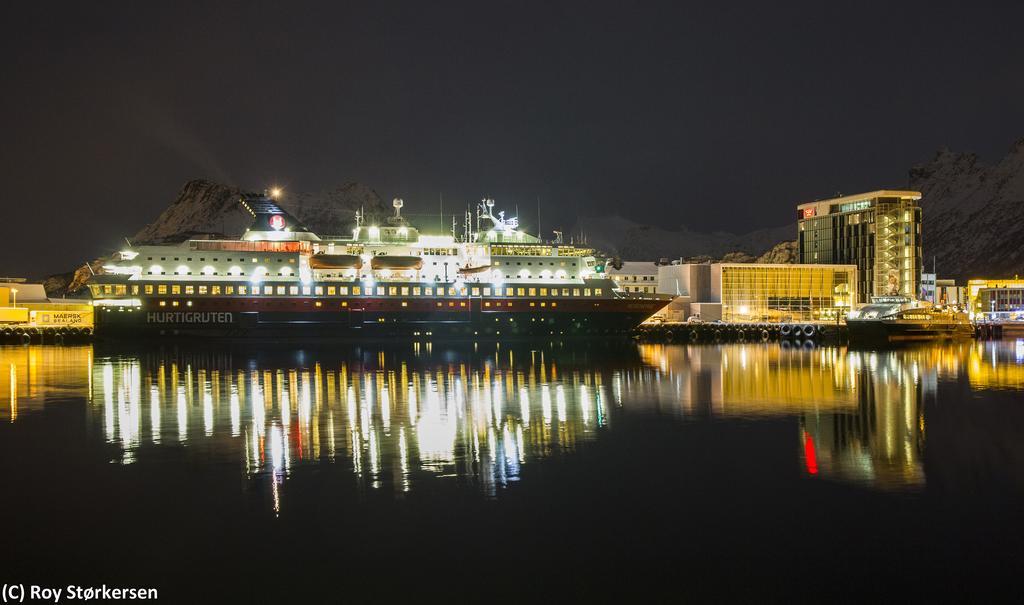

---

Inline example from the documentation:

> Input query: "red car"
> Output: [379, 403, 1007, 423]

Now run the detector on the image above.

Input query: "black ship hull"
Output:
[846, 318, 974, 346]
[95, 296, 667, 340]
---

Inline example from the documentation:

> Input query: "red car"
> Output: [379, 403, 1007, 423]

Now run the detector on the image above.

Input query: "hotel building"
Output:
[797, 190, 922, 304]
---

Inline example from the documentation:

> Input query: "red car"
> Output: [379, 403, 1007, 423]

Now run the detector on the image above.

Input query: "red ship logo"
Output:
[269, 215, 285, 230]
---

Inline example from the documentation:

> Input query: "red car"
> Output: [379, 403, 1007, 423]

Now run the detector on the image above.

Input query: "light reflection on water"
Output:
[1, 340, 1023, 509]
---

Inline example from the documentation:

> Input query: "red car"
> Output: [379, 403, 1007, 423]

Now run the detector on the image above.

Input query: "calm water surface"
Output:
[2, 340, 1023, 601]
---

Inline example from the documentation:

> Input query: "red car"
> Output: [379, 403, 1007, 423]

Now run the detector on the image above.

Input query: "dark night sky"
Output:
[3, 1, 1023, 277]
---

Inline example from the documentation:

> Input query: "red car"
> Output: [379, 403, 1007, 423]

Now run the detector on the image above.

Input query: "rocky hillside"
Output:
[574, 215, 795, 262]
[133, 179, 389, 243]
[911, 139, 1024, 281]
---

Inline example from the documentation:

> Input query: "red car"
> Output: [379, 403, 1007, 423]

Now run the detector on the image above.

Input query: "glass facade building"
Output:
[797, 191, 922, 304]
[712, 263, 857, 323]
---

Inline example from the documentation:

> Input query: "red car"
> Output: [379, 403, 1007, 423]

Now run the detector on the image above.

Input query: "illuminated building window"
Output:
[471, 287, 480, 296]
[130, 285, 139, 295]
[528, 288, 536, 296]
[211, 286, 221, 295]
[315, 301, 322, 307]
[264, 286, 273, 295]
[413, 287, 421, 296]
[376, 287, 384, 296]
[517, 288, 525, 296]
[401, 301, 408, 307]
[540, 288, 548, 296]
[424, 287, 433, 296]
[198, 286, 208, 295]
[289, 286, 299, 295]
[352, 287, 361, 295]
[315, 287, 324, 295]
[341, 301, 348, 307]
[159, 301, 166, 307]
[225, 286, 233, 295]
[185, 285, 194, 294]
[483, 288, 491, 296]
[327, 287, 336, 295]
[238, 286, 247, 295]
[389, 287, 398, 295]
[171, 285, 181, 295]
[302, 286, 311, 295]
[277, 286, 286, 295]
[573, 289, 580, 296]
[144, 285, 153, 294]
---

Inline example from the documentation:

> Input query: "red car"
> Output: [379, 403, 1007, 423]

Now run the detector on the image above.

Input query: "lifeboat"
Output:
[308, 254, 363, 270]
[457, 264, 492, 275]
[369, 255, 423, 271]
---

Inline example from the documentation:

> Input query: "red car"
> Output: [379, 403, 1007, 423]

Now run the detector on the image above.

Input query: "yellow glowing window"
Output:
[517, 288, 525, 296]
[413, 287, 421, 296]
[238, 285, 247, 295]
[341, 301, 348, 307]
[573, 289, 580, 296]
[289, 286, 298, 295]
[584, 288, 591, 296]
[471, 287, 480, 296]
[401, 287, 409, 295]
[562, 289, 569, 296]
[171, 301, 179, 307]
[389, 287, 398, 295]
[540, 302, 546, 307]
[263, 286, 272, 295]
[459, 288, 467, 296]
[159, 301, 166, 307]
[507, 302, 513, 307]
[115, 284, 127, 295]
[551, 302, 557, 307]
[338, 287, 348, 295]
[459, 301, 466, 307]
[436, 302, 443, 307]
[550, 290, 558, 297]
[540, 288, 548, 296]
[275, 286, 285, 295]
[505, 287, 514, 296]
[171, 285, 181, 295]
[103, 285, 112, 294]
[225, 286, 234, 295]
[315, 286, 324, 295]
[529, 302, 535, 307]
[211, 286, 221, 295]
[401, 301, 408, 307]
[328, 286, 337, 295]
[184, 285, 194, 294]
[352, 286, 361, 295]
[376, 287, 384, 296]
[302, 286, 311, 295]
[424, 287, 433, 296]
[448, 288, 456, 296]
[528, 288, 536, 296]
[448, 301, 455, 307]
[198, 286, 207, 295]
[483, 288, 491, 296]
[315, 301, 322, 308]
[144, 285, 154, 294]
[484, 302, 491, 307]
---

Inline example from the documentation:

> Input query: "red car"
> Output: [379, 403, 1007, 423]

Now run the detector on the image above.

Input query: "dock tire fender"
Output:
[779, 324, 792, 337]
[761, 329, 770, 342]
[802, 324, 816, 338]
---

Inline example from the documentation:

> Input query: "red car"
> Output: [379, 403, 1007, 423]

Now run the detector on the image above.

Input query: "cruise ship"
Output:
[846, 296, 973, 345]
[87, 193, 670, 339]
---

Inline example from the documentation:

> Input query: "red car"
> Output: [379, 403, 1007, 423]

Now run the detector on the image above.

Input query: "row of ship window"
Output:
[96, 284, 603, 298]
[153, 299, 565, 309]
